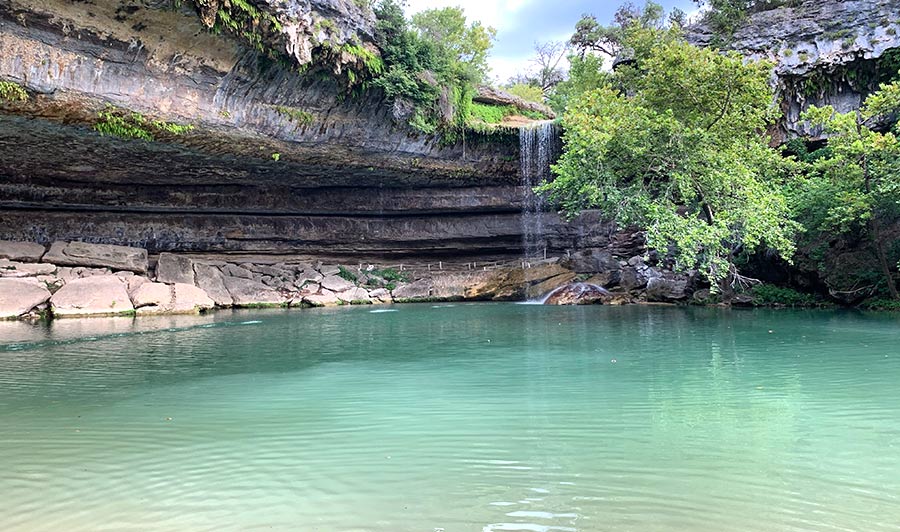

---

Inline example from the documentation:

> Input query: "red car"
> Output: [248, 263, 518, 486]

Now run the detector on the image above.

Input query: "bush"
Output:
[0, 81, 27, 102]
[338, 266, 358, 283]
[469, 103, 512, 124]
[860, 299, 900, 311]
[370, 268, 409, 282]
[505, 83, 544, 103]
[750, 284, 820, 307]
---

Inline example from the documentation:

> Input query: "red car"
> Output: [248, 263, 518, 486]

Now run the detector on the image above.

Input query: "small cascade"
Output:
[520, 121, 562, 260]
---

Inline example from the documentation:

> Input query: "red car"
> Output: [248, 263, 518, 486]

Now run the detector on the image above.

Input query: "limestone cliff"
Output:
[0, 0, 564, 257]
[688, 0, 900, 140]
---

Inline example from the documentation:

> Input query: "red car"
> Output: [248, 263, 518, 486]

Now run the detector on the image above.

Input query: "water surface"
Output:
[1, 305, 899, 531]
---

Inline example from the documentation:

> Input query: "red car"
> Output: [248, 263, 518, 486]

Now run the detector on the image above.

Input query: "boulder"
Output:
[473, 85, 555, 119]
[303, 290, 340, 307]
[124, 275, 150, 296]
[318, 264, 342, 276]
[0, 241, 46, 262]
[431, 272, 486, 300]
[221, 263, 254, 279]
[0, 259, 57, 278]
[525, 272, 578, 301]
[645, 277, 691, 302]
[296, 270, 324, 285]
[368, 288, 392, 303]
[465, 263, 571, 301]
[562, 249, 621, 275]
[55, 266, 111, 283]
[393, 279, 434, 301]
[321, 274, 355, 293]
[0, 279, 52, 319]
[43, 241, 148, 273]
[298, 282, 321, 295]
[193, 264, 234, 307]
[155, 253, 195, 285]
[619, 257, 661, 291]
[337, 287, 372, 304]
[222, 276, 286, 307]
[50, 275, 134, 317]
[171, 283, 215, 313]
[131, 282, 214, 314]
[543, 283, 611, 306]
[131, 282, 173, 310]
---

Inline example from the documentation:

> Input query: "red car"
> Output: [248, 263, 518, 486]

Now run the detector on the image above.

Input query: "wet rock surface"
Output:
[543, 283, 612, 306]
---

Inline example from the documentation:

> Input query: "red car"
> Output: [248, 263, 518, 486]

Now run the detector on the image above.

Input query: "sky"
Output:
[404, 0, 699, 84]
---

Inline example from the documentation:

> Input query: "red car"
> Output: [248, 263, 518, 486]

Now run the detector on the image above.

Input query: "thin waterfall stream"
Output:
[519, 121, 561, 261]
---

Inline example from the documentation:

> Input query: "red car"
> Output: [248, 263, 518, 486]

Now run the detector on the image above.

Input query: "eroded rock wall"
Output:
[0, 0, 570, 257]
[688, 0, 900, 140]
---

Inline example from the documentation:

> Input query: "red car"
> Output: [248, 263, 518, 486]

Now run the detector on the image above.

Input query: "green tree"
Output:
[569, 1, 665, 57]
[797, 80, 900, 299]
[546, 54, 609, 115]
[410, 7, 496, 82]
[371, 1, 495, 134]
[540, 33, 798, 289]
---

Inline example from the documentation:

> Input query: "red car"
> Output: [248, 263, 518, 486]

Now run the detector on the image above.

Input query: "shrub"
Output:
[338, 266, 359, 282]
[750, 284, 820, 307]
[93, 106, 194, 141]
[0, 81, 27, 102]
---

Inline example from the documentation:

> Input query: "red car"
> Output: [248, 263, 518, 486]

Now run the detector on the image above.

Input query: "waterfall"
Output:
[520, 121, 561, 260]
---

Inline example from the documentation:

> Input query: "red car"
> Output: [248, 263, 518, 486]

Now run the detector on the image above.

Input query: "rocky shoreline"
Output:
[2, 239, 724, 321]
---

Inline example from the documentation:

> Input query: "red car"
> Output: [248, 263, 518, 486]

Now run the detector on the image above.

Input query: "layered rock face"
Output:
[0, 0, 584, 258]
[688, 0, 900, 140]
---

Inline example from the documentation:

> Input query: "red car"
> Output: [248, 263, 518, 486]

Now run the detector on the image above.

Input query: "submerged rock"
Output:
[0, 279, 52, 319]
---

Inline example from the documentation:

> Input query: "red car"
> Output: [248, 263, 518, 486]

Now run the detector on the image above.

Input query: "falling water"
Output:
[520, 121, 561, 260]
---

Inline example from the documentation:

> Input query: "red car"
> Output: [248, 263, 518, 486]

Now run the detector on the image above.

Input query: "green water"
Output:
[1, 304, 899, 532]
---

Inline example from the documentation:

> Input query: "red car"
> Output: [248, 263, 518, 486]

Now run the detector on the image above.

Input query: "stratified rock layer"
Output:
[0, 0, 540, 257]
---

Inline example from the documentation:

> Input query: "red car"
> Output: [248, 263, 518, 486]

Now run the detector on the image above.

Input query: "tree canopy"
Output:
[540, 28, 798, 288]
[791, 80, 900, 299]
[371, 0, 496, 134]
